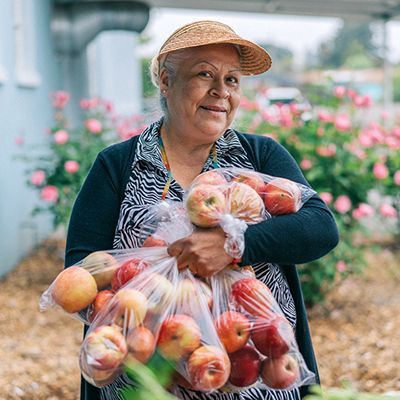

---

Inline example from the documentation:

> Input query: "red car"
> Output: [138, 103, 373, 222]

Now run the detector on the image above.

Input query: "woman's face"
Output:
[161, 44, 242, 144]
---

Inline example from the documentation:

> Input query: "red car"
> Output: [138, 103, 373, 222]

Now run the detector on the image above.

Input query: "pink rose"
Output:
[336, 261, 347, 273]
[40, 185, 58, 203]
[362, 95, 372, 107]
[320, 192, 333, 205]
[51, 91, 70, 109]
[334, 114, 352, 132]
[316, 144, 337, 157]
[333, 86, 346, 98]
[353, 95, 365, 107]
[334, 195, 352, 214]
[347, 89, 357, 99]
[380, 111, 390, 120]
[85, 118, 102, 134]
[392, 127, 400, 139]
[373, 162, 388, 180]
[352, 203, 375, 219]
[317, 110, 333, 123]
[54, 130, 69, 144]
[80, 99, 92, 110]
[386, 136, 400, 149]
[105, 101, 114, 113]
[394, 171, 400, 185]
[300, 159, 313, 170]
[30, 170, 46, 186]
[15, 135, 24, 145]
[64, 160, 80, 174]
[280, 111, 293, 128]
[379, 204, 397, 218]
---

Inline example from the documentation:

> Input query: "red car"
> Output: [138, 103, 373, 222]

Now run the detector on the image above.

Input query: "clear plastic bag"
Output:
[139, 200, 194, 247]
[79, 252, 178, 387]
[184, 168, 316, 259]
[39, 247, 168, 324]
[79, 253, 231, 392]
[209, 266, 316, 391]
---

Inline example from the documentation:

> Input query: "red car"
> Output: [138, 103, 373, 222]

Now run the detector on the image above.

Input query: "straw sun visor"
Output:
[157, 20, 272, 76]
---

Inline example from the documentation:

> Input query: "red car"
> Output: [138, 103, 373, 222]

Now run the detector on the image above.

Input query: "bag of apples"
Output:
[79, 250, 179, 387]
[73, 202, 230, 391]
[39, 246, 169, 324]
[210, 266, 315, 391]
[79, 250, 230, 391]
[39, 200, 193, 324]
[185, 168, 315, 259]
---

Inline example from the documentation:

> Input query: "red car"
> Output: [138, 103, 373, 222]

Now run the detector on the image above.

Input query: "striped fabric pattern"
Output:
[99, 119, 299, 400]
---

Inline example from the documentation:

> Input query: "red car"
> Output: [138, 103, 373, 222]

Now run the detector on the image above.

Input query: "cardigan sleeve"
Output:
[64, 139, 135, 268]
[240, 136, 339, 266]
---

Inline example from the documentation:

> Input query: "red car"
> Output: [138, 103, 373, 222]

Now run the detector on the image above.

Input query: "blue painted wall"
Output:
[0, 0, 62, 276]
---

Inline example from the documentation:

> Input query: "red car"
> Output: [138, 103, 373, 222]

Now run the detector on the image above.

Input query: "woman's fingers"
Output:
[167, 240, 183, 257]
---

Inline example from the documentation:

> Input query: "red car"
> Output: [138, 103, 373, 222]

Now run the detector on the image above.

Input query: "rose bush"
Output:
[19, 91, 148, 228]
[235, 86, 400, 306]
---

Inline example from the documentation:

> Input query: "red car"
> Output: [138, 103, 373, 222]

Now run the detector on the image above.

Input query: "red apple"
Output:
[142, 235, 167, 247]
[231, 278, 274, 318]
[228, 182, 265, 223]
[157, 314, 201, 361]
[186, 184, 227, 228]
[187, 345, 231, 391]
[193, 170, 228, 186]
[229, 345, 261, 387]
[215, 311, 250, 353]
[126, 326, 156, 364]
[232, 171, 265, 195]
[260, 354, 300, 389]
[113, 288, 148, 328]
[88, 289, 115, 322]
[81, 251, 118, 290]
[83, 325, 127, 370]
[111, 258, 150, 291]
[52, 266, 98, 313]
[251, 315, 294, 358]
[264, 178, 302, 216]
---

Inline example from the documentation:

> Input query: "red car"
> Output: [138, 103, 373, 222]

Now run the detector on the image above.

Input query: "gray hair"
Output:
[149, 45, 242, 115]
[150, 49, 195, 114]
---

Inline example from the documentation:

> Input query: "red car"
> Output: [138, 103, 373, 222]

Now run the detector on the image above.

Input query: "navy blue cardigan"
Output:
[65, 132, 339, 399]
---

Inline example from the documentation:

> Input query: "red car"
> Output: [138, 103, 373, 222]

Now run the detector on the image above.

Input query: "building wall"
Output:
[0, 0, 62, 277]
[0, 1, 145, 277]
[87, 30, 142, 115]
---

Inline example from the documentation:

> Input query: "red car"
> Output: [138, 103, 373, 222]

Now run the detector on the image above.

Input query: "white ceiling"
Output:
[56, 0, 400, 21]
[147, 0, 400, 20]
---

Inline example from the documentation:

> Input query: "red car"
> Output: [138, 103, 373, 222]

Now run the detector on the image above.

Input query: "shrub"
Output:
[18, 92, 148, 228]
[235, 87, 399, 305]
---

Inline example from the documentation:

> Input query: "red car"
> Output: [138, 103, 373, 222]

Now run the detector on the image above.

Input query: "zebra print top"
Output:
[100, 118, 300, 400]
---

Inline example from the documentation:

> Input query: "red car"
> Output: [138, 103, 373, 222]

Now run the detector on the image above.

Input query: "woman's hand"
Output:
[167, 227, 233, 277]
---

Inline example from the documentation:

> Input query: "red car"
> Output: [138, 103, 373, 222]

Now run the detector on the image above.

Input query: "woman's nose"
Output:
[209, 81, 230, 98]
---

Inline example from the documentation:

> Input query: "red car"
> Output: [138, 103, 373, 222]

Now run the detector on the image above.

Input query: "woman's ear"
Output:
[159, 68, 169, 94]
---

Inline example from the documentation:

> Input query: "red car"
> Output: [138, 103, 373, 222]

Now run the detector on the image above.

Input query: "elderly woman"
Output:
[66, 20, 338, 400]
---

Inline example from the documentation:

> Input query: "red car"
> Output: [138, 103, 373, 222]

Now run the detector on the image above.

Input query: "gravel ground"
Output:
[1, 239, 399, 399]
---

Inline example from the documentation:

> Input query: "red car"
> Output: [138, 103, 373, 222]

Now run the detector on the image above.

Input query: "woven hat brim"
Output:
[158, 38, 272, 76]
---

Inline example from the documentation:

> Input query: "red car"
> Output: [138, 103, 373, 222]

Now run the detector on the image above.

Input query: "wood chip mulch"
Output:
[1, 239, 399, 399]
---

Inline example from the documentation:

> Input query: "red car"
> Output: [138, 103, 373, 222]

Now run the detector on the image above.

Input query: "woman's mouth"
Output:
[200, 105, 227, 113]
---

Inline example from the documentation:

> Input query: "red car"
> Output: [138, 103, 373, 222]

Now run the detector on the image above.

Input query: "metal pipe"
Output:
[51, 1, 150, 55]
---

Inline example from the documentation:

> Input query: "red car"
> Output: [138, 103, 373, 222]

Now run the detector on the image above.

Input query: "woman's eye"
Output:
[198, 71, 212, 78]
[226, 76, 239, 84]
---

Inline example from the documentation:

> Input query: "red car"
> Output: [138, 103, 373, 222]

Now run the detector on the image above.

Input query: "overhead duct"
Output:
[52, 1, 150, 55]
